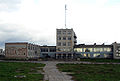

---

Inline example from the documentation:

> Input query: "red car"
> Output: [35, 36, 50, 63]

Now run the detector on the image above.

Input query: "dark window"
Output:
[63, 37, 66, 40]
[31, 46, 32, 50]
[41, 48, 48, 52]
[35, 51, 37, 54]
[57, 31, 61, 34]
[63, 31, 66, 34]
[58, 42, 61, 46]
[28, 46, 30, 50]
[68, 37, 71, 40]
[85, 49, 90, 52]
[68, 42, 71, 46]
[58, 36, 61, 40]
[63, 42, 66, 46]
[68, 31, 71, 34]
[50, 48, 56, 52]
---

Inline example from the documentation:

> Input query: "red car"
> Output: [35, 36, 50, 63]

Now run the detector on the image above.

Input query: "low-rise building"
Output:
[0, 49, 4, 55]
[5, 42, 40, 59]
[40, 45, 56, 59]
[112, 42, 120, 59]
[74, 44, 113, 59]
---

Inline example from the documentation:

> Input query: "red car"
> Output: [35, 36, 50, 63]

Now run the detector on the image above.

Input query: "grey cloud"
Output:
[0, 0, 22, 12]
[0, 23, 32, 48]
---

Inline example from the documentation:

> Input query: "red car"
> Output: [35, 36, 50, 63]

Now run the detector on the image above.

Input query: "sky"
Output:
[0, 0, 120, 49]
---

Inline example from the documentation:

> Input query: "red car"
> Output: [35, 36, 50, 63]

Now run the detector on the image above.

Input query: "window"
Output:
[93, 53, 100, 57]
[94, 48, 102, 52]
[57, 48, 61, 51]
[68, 37, 71, 40]
[63, 42, 66, 46]
[57, 42, 61, 46]
[41, 48, 48, 52]
[116, 54, 120, 57]
[104, 48, 111, 52]
[68, 42, 71, 46]
[88, 48, 93, 52]
[75, 48, 82, 52]
[50, 48, 56, 52]
[57, 31, 61, 34]
[58, 36, 61, 40]
[63, 37, 66, 40]
[74, 48, 77, 52]
[83, 48, 87, 52]
[118, 48, 120, 50]
[30, 45, 32, 50]
[68, 31, 71, 34]
[85, 49, 90, 52]
[33, 46, 34, 50]
[63, 31, 66, 34]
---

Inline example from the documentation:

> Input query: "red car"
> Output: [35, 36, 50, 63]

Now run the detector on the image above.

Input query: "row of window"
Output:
[74, 48, 112, 52]
[57, 47, 72, 52]
[82, 53, 112, 58]
[28, 45, 39, 50]
[57, 42, 71, 46]
[57, 30, 72, 35]
[57, 36, 71, 40]
[41, 48, 56, 52]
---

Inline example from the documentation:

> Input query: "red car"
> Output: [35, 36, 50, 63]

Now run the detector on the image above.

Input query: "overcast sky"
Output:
[0, 0, 120, 49]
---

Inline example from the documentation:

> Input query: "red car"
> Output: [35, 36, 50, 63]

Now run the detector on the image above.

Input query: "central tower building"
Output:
[56, 28, 77, 59]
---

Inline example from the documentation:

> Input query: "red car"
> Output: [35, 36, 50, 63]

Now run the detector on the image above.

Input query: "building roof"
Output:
[74, 44, 112, 48]
[40, 46, 56, 48]
[5, 42, 28, 44]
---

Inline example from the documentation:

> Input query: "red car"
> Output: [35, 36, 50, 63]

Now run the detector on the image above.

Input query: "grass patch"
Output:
[0, 62, 45, 81]
[80, 58, 120, 63]
[57, 63, 120, 81]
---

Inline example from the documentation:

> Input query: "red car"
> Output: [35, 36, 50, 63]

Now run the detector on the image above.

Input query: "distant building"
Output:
[56, 28, 77, 59]
[74, 44, 113, 58]
[0, 49, 4, 55]
[112, 42, 120, 59]
[4, 28, 120, 60]
[5, 42, 40, 59]
[40, 46, 56, 59]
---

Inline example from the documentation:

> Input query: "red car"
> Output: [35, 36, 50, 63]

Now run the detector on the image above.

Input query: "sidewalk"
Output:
[43, 61, 73, 81]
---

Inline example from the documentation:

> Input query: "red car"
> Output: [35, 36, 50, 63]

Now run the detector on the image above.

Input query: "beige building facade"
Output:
[5, 42, 40, 59]
[56, 28, 77, 59]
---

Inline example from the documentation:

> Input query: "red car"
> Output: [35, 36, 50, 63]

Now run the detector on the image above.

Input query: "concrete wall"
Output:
[5, 43, 28, 59]
[5, 42, 41, 59]
[113, 42, 120, 59]
[27, 44, 40, 59]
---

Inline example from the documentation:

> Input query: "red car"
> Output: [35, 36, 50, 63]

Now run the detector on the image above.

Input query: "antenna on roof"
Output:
[65, 4, 67, 28]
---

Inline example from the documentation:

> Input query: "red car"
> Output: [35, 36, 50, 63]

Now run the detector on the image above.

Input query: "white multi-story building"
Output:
[56, 28, 77, 59]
